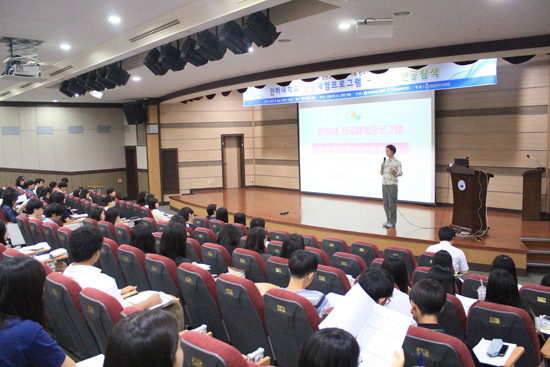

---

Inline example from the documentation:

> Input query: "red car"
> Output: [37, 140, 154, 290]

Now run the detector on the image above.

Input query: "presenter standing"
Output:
[380, 144, 402, 228]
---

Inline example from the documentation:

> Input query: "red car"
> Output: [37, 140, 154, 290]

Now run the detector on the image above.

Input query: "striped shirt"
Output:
[381, 157, 403, 186]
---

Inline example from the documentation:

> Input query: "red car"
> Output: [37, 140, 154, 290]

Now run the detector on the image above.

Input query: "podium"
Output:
[522, 168, 545, 221]
[446, 166, 493, 233]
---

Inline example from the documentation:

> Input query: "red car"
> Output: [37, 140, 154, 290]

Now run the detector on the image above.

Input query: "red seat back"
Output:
[330, 252, 367, 278]
[304, 247, 331, 266]
[232, 248, 267, 282]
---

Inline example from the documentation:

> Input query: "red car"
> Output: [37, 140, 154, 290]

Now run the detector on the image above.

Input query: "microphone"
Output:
[527, 154, 542, 169]
[383, 157, 386, 164]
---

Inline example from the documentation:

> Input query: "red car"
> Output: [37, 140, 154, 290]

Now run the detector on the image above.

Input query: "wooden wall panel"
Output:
[436, 87, 548, 110]
[436, 114, 547, 134]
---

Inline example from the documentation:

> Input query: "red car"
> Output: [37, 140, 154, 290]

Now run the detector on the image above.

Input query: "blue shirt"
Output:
[288, 289, 331, 317]
[0, 317, 66, 367]
[2, 205, 18, 223]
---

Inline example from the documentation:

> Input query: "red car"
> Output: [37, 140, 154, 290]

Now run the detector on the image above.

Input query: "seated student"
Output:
[130, 225, 156, 254]
[206, 203, 217, 220]
[136, 191, 148, 206]
[216, 207, 229, 223]
[49, 192, 73, 224]
[0, 220, 9, 246]
[425, 226, 469, 274]
[23, 180, 36, 196]
[40, 186, 52, 204]
[541, 273, 550, 287]
[15, 175, 26, 189]
[178, 207, 196, 229]
[382, 254, 410, 294]
[49, 181, 58, 192]
[234, 212, 246, 227]
[71, 189, 81, 198]
[486, 268, 539, 333]
[106, 207, 127, 225]
[433, 250, 463, 293]
[357, 268, 394, 305]
[244, 227, 271, 261]
[90, 207, 105, 222]
[286, 250, 330, 317]
[150, 198, 168, 223]
[1, 191, 27, 223]
[427, 265, 456, 295]
[107, 188, 117, 199]
[44, 203, 64, 225]
[409, 279, 481, 367]
[26, 198, 44, 220]
[250, 217, 266, 229]
[145, 194, 155, 208]
[64, 227, 161, 309]
[280, 233, 305, 259]
[103, 310, 183, 367]
[103, 195, 116, 209]
[0, 257, 76, 367]
[79, 189, 91, 202]
[491, 254, 518, 285]
[159, 223, 190, 266]
[168, 214, 185, 226]
[61, 177, 69, 184]
[57, 181, 68, 194]
[216, 223, 240, 255]
[34, 178, 45, 195]
[299, 328, 404, 367]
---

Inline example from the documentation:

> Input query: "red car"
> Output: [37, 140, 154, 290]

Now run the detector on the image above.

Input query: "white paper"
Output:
[325, 292, 345, 307]
[195, 263, 211, 270]
[125, 291, 174, 309]
[76, 354, 104, 367]
[320, 285, 409, 367]
[63, 223, 82, 230]
[386, 288, 416, 326]
[6, 223, 25, 246]
[19, 242, 50, 253]
[473, 338, 515, 366]
[16, 194, 27, 204]
[538, 316, 550, 335]
[456, 294, 477, 316]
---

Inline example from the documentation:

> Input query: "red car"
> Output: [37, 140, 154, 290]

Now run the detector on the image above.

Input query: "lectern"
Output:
[446, 166, 493, 233]
[522, 168, 545, 221]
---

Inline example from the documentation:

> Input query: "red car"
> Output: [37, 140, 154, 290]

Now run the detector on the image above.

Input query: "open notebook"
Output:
[125, 291, 175, 309]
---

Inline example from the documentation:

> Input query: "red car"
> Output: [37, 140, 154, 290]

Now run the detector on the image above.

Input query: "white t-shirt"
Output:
[151, 208, 168, 223]
[63, 264, 131, 307]
[425, 241, 469, 274]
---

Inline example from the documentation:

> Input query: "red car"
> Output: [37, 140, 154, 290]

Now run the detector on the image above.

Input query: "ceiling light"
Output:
[248, 47, 254, 52]
[90, 90, 103, 99]
[60, 44, 71, 50]
[108, 16, 121, 24]
[219, 20, 252, 55]
[393, 11, 411, 17]
[195, 30, 227, 62]
[132, 76, 141, 81]
[74, 94, 79, 97]
[339, 23, 351, 30]
[52, 100, 58, 102]
[243, 11, 280, 48]
[180, 38, 208, 67]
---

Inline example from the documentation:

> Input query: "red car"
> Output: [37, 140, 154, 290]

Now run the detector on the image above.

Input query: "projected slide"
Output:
[299, 91, 435, 204]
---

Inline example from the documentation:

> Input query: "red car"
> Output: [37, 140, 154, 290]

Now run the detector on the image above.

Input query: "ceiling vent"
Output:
[20, 81, 36, 89]
[0, 91, 11, 97]
[130, 20, 181, 43]
[49, 65, 73, 77]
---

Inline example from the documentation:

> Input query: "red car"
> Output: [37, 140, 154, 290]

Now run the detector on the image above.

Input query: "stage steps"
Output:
[520, 237, 550, 271]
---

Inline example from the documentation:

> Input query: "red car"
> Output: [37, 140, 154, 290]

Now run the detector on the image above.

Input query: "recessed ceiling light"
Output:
[278, 39, 292, 43]
[132, 76, 141, 81]
[338, 23, 351, 30]
[393, 11, 411, 17]
[248, 47, 254, 52]
[60, 44, 71, 50]
[74, 94, 79, 97]
[52, 100, 58, 102]
[108, 16, 121, 24]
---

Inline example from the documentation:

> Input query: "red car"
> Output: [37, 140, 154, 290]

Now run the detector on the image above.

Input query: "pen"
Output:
[419, 351, 422, 367]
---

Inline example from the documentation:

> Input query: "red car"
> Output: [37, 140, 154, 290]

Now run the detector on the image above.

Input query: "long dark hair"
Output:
[298, 328, 360, 367]
[15, 176, 25, 187]
[105, 208, 121, 225]
[0, 257, 47, 328]
[244, 227, 267, 254]
[486, 268, 521, 308]
[280, 234, 305, 259]
[0, 221, 7, 246]
[216, 224, 240, 251]
[130, 225, 156, 254]
[90, 207, 104, 221]
[216, 207, 229, 223]
[160, 224, 187, 261]
[491, 255, 518, 285]
[382, 255, 409, 294]
[427, 265, 455, 295]
[104, 310, 179, 367]
[136, 191, 148, 206]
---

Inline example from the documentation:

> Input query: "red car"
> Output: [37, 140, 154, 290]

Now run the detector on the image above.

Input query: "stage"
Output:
[170, 188, 550, 273]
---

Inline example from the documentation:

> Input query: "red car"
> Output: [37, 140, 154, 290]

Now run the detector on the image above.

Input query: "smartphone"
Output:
[498, 345, 509, 357]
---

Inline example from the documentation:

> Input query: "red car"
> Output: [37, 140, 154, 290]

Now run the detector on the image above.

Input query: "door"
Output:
[161, 149, 180, 195]
[221, 135, 245, 189]
[125, 146, 139, 200]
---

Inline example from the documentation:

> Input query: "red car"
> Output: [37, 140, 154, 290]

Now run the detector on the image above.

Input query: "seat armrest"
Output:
[504, 346, 525, 367]
[542, 337, 550, 359]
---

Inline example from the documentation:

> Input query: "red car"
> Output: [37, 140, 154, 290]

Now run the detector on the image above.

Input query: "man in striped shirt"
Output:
[380, 144, 403, 228]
